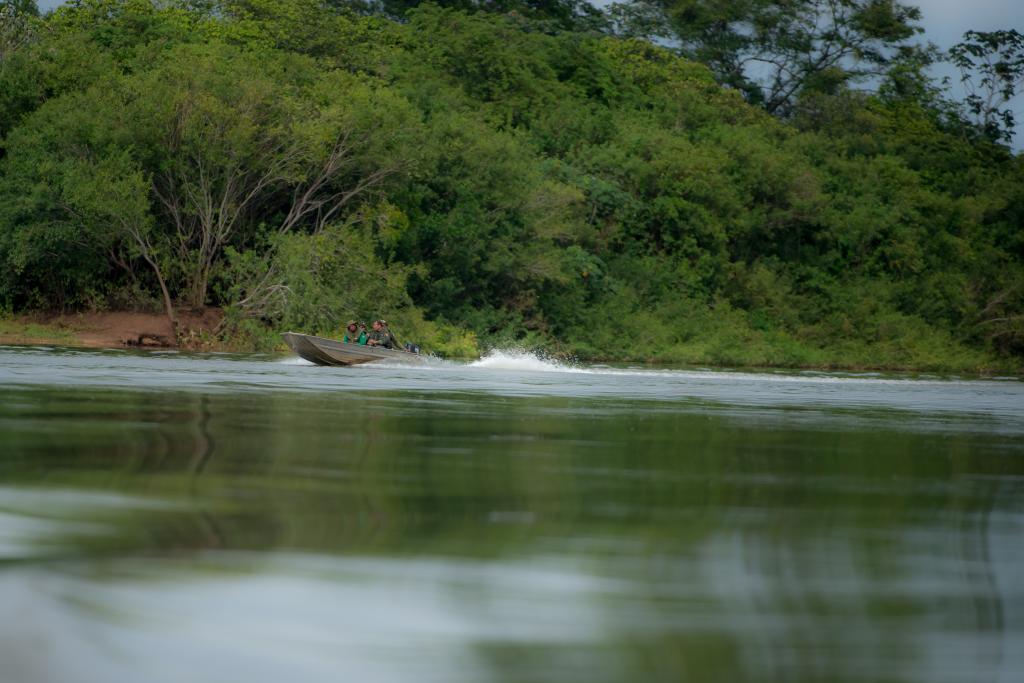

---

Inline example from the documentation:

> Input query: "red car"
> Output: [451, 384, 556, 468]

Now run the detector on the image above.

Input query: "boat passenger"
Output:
[343, 321, 367, 345]
[366, 319, 397, 349]
[381, 321, 398, 348]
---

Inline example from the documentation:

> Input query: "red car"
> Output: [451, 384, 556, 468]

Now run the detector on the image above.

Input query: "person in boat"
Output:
[366, 319, 397, 349]
[343, 320, 367, 345]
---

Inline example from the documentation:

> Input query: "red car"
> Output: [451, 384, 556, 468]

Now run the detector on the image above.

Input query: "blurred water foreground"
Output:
[1, 345, 1022, 683]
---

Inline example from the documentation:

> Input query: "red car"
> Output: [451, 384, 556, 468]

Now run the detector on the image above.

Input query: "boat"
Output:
[282, 332, 423, 367]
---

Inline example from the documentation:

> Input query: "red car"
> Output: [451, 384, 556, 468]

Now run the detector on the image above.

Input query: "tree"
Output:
[222, 218, 419, 335]
[0, 35, 419, 327]
[134, 43, 415, 310]
[222, 69, 423, 322]
[136, 44, 310, 310]
[331, 0, 605, 29]
[0, 1, 40, 145]
[949, 29, 1024, 144]
[61, 151, 179, 332]
[0, 2, 37, 63]
[0, 81, 181, 326]
[0, 0, 38, 17]
[608, 0, 923, 115]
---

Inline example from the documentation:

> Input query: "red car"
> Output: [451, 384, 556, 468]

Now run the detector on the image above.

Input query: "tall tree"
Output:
[949, 29, 1024, 144]
[0, 0, 38, 17]
[0, 1, 37, 64]
[0, 0, 39, 145]
[608, 0, 923, 115]
[0, 37, 418, 326]
[135, 43, 417, 310]
[0, 84, 172, 321]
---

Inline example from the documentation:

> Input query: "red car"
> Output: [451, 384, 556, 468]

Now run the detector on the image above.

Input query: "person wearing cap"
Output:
[366, 319, 397, 349]
[342, 320, 367, 345]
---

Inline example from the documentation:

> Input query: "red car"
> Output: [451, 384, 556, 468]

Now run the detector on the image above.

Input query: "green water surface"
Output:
[1, 345, 1022, 683]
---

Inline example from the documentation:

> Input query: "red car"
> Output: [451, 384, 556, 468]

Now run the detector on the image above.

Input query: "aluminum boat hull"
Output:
[282, 332, 422, 366]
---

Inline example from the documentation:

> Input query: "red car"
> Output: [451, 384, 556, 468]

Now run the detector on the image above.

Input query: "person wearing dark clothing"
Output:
[366, 319, 397, 349]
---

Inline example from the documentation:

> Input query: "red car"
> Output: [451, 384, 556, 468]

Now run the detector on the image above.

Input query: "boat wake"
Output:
[277, 345, 1012, 390]
[355, 348, 577, 373]
[468, 349, 574, 373]
[278, 356, 314, 366]
[463, 350, 964, 385]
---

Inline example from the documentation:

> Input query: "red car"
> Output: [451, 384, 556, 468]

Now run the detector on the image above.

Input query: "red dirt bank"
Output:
[1, 309, 224, 349]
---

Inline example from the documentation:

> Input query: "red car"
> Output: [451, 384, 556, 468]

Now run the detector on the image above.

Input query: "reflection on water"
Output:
[0, 345, 1022, 683]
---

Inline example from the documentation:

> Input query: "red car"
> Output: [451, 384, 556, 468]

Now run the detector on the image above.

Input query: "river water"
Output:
[1, 344, 1022, 683]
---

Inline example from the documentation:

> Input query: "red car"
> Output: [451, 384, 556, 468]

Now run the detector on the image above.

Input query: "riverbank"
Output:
[2, 311, 1019, 375]
[0, 310, 224, 350]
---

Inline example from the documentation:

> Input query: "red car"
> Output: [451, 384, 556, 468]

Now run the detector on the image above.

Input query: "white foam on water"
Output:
[278, 356, 314, 366]
[461, 349, 1019, 388]
[468, 349, 576, 373]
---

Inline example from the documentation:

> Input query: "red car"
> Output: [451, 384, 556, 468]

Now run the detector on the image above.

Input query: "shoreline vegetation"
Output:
[1, 1, 1022, 374]
[1, 312, 1019, 374]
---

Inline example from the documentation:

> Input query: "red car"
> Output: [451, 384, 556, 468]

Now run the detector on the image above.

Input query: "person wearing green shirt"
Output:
[342, 321, 367, 345]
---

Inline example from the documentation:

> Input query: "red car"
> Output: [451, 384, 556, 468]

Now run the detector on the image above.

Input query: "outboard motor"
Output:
[404, 342, 420, 355]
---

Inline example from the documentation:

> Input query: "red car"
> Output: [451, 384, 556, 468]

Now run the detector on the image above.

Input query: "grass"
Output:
[0, 316, 79, 346]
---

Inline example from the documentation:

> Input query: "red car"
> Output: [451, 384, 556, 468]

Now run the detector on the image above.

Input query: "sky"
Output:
[911, 0, 1020, 48]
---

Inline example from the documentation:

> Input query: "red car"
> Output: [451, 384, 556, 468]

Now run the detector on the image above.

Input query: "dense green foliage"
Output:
[0, 0, 1021, 368]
